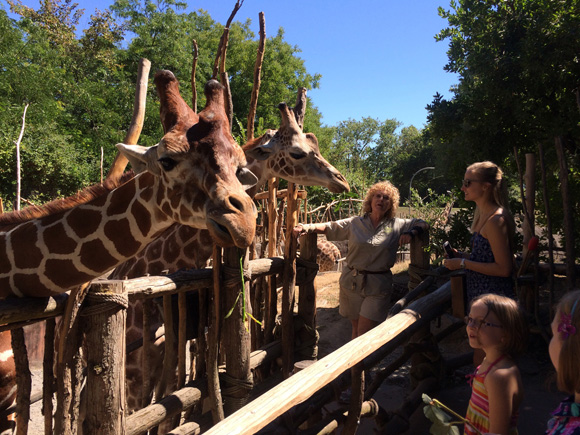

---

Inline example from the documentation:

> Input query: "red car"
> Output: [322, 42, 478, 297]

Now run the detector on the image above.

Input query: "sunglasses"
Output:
[464, 316, 502, 329]
[462, 179, 483, 188]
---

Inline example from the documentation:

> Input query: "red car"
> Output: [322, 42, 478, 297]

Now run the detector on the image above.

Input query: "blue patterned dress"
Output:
[546, 397, 580, 434]
[466, 232, 514, 302]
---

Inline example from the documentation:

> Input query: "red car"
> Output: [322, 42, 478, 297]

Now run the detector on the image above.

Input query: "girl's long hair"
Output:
[467, 161, 515, 250]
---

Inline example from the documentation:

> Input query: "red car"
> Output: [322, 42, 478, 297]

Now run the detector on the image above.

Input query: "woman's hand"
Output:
[398, 233, 413, 246]
[292, 224, 305, 238]
[443, 258, 463, 270]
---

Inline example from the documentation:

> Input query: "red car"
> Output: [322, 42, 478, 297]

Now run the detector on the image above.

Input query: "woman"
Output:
[293, 180, 428, 339]
[443, 161, 515, 302]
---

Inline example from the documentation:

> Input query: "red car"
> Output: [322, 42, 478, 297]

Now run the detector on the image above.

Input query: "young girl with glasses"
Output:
[464, 293, 527, 435]
[546, 289, 580, 434]
[443, 161, 515, 302]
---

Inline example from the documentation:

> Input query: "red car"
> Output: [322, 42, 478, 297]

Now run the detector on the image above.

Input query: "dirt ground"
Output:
[314, 269, 564, 434]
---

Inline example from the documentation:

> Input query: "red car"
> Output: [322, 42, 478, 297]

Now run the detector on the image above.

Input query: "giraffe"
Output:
[0, 70, 258, 426]
[0, 70, 257, 299]
[316, 238, 343, 272]
[110, 101, 350, 411]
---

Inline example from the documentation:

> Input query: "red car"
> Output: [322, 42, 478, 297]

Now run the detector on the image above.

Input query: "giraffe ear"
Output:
[237, 167, 258, 191]
[116, 144, 161, 175]
[245, 141, 275, 161]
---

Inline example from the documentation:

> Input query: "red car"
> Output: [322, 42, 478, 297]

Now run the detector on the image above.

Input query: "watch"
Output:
[460, 258, 466, 269]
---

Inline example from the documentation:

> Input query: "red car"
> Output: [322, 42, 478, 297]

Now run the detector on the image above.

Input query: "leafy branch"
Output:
[224, 254, 262, 330]
[422, 394, 483, 435]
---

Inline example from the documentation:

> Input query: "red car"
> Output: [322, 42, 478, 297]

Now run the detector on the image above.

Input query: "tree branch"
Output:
[247, 11, 266, 141]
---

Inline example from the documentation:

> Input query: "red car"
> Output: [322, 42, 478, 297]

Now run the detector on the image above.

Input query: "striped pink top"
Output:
[465, 355, 519, 435]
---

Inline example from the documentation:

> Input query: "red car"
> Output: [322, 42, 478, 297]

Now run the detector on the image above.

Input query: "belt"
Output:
[351, 269, 392, 276]
[351, 268, 392, 293]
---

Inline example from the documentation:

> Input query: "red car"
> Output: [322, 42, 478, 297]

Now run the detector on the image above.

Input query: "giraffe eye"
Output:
[289, 151, 306, 160]
[158, 157, 177, 171]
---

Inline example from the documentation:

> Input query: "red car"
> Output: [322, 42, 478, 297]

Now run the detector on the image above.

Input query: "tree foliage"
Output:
[428, 0, 580, 257]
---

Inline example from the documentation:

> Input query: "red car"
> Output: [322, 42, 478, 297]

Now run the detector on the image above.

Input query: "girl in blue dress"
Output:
[444, 161, 515, 301]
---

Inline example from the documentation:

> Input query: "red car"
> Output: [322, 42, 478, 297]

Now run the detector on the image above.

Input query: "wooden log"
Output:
[450, 275, 466, 318]
[167, 421, 201, 435]
[178, 292, 187, 391]
[254, 189, 307, 201]
[0, 294, 68, 328]
[205, 281, 452, 435]
[126, 380, 208, 435]
[282, 182, 299, 378]
[106, 58, 151, 182]
[208, 246, 224, 423]
[298, 400, 379, 435]
[297, 233, 317, 329]
[53, 320, 83, 434]
[123, 269, 213, 300]
[265, 177, 279, 344]
[11, 328, 30, 435]
[555, 136, 576, 288]
[246, 11, 266, 141]
[82, 281, 126, 435]
[43, 318, 55, 435]
[343, 363, 364, 435]
[523, 153, 536, 255]
[222, 247, 253, 415]
[141, 299, 153, 408]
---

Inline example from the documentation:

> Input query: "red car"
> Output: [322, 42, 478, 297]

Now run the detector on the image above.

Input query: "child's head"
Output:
[467, 293, 527, 357]
[549, 289, 580, 395]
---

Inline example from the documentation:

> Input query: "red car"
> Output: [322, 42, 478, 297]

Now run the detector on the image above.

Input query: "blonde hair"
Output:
[470, 293, 527, 357]
[362, 181, 399, 219]
[467, 161, 515, 247]
[554, 289, 580, 395]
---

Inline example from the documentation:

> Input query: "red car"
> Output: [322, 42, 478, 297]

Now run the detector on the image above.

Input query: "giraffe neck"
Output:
[0, 172, 180, 298]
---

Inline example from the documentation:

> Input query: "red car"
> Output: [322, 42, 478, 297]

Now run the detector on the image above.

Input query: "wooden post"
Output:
[297, 232, 318, 361]
[264, 177, 279, 344]
[555, 136, 576, 288]
[82, 281, 127, 434]
[43, 319, 55, 434]
[282, 182, 299, 378]
[522, 153, 536, 255]
[450, 275, 466, 318]
[408, 229, 437, 393]
[208, 246, 225, 422]
[223, 247, 253, 415]
[11, 328, 30, 435]
[106, 58, 151, 183]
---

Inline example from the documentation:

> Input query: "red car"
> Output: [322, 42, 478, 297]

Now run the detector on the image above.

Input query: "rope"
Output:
[80, 292, 129, 317]
[221, 372, 254, 411]
[221, 264, 251, 287]
[296, 256, 318, 284]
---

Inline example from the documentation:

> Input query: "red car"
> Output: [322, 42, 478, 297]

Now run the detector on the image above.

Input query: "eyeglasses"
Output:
[462, 179, 483, 188]
[464, 316, 502, 329]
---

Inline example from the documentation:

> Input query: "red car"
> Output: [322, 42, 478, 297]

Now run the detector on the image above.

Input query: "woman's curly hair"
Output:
[361, 181, 400, 219]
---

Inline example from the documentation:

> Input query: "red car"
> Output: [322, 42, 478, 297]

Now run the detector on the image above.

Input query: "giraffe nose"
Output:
[205, 190, 257, 248]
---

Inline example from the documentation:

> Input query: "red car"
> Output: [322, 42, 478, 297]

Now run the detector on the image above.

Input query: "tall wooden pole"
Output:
[82, 281, 127, 434]
[223, 247, 253, 415]
[282, 182, 299, 378]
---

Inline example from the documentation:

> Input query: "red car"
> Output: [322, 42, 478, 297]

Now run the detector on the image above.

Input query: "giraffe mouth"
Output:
[206, 218, 236, 247]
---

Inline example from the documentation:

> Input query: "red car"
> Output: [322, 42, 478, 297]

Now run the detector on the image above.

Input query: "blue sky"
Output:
[10, 0, 459, 129]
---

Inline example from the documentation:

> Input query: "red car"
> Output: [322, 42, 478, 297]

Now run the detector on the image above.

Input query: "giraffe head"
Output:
[117, 71, 257, 248]
[244, 102, 350, 194]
